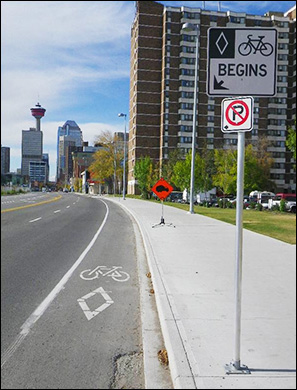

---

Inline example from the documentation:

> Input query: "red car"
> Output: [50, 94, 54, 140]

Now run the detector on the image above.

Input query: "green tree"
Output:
[89, 130, 124, 194]
[244, 144, 274, 193]
[134, 156, 155, 199]
[286, 121, 296, 170]
[212, 149, 237, 196]
[200, 146, 215, 195]
[171, 151, 204, 196]
[161, 149, 183, 185]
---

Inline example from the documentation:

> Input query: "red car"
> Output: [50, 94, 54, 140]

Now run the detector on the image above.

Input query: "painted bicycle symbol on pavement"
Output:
[80, 266, 130, 282]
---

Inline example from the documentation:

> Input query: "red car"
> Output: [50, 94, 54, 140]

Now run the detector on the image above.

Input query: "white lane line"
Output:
[66, 206, 70, 209]
[29, 217, 42, 223]
[54, 210, 61, 213]
[1, 199, 109, 369]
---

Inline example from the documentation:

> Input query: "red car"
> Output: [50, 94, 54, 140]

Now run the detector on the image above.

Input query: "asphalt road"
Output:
[1, 192, 144, 389]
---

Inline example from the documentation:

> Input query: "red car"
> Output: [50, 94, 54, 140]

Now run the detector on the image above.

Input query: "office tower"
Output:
[21, 127, 43, 177]
[42, 153, 49, 183]
[128, 1, 296, 194]
[56, 120, 83, 181]
[1, 146, 10, 174]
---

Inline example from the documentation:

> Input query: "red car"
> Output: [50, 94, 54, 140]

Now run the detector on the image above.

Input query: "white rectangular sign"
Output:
[207, 28, 277, 96]
[221, 96, 254, 133]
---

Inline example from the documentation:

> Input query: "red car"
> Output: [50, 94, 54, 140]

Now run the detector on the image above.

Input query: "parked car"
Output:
[268, 193, 296, 213]
[249, 191, 275, 209]
[168, 191, 183, 203]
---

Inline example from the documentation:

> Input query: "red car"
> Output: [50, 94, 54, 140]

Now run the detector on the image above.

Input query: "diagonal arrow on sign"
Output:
[77, 287, 114, 321]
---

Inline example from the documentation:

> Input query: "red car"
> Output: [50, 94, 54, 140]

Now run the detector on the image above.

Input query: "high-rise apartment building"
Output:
[128, 1, 296, 194]
[1, 146, 10, 174]
[56, 120, 83, 182]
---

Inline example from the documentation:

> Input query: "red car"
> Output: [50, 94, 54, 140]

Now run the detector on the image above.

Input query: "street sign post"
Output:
[222, 96, 254, 133]
[220, 96, 254, 374]
[207, 28, 277, 96]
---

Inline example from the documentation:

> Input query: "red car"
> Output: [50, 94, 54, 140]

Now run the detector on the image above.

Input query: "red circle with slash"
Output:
[226, 100, 249, 126]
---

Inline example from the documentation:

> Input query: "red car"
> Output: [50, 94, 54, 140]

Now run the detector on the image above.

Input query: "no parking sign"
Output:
[221, 96, 253, 133]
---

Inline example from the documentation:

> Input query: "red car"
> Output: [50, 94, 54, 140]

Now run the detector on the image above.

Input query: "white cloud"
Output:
[1, 1, 134, 179]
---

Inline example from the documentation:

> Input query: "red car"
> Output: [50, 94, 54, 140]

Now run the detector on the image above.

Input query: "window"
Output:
[278, 43, 288, 50]
[181, 103, 193, 110]
[181, 91, 194, 98]
[180, 114, 193, 121]
[229, 16, 245, 24]
[277, 86, 287, 94]
[277, 76, 287, 83]
[181, 68, 196, 76]
[180, 125, 192, 132]
[182, 46, 195, 53]
[181, 34, 196, 42]
[180, 136, 192, 143]
[181, 80, 195, 87]
[208, 116, 215, 122]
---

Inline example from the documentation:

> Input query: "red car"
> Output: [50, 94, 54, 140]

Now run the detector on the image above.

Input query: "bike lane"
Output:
[1, 199, 144, 389]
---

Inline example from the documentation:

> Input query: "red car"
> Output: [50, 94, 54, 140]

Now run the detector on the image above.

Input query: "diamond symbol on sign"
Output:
[216, 32, 228, 55]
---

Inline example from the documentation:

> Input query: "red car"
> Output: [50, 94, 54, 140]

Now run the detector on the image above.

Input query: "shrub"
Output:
[271, 204, 280, 212]
[256, 203, 263, 211]
[279, 199, 287, 213]
[249, 202, 257, 209]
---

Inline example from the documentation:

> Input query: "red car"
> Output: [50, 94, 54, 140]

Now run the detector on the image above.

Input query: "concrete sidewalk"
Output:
[105, 196, 296, 389]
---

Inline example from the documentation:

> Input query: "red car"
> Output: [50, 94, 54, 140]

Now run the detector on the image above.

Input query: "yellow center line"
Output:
[1, 195, 63, 213]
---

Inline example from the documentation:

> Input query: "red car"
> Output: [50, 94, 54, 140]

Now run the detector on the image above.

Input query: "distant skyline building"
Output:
[42, 153, 50, 183]
[1, 146, 10, 174]
[56, 120, 83, 181]
[21, 127, 43, 177]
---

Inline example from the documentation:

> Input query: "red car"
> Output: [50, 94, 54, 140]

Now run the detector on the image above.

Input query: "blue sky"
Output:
[1, 1, 295, 181]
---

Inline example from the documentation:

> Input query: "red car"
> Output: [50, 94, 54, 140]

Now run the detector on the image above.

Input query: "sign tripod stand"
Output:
[152, 200, 175, 228]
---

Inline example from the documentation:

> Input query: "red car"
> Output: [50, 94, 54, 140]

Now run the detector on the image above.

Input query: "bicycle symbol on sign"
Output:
[80, 266, 130, 282]
[238, 35, 273, 57]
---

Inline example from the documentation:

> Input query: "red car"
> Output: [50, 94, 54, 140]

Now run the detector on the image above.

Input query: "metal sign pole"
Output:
[225, 131, 250, 374]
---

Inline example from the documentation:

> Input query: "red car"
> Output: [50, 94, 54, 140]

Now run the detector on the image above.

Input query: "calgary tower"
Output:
[30, 102, 46, 131]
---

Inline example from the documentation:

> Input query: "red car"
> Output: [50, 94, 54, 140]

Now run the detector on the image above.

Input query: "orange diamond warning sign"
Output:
[151, 178, 173, 201]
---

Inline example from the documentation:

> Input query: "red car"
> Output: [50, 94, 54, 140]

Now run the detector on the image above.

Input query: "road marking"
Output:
[0, 199, 110, 368]
[66, 206, 70, 208]
[29, 217, 42, 223]
[77, 287, 114, 321]
[1, 195, 62, 213]
[54, 210, 61, 213]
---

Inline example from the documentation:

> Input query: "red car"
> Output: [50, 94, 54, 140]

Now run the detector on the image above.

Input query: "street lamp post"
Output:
[118, 113, 127, 200]
[181, 23, 199, 214]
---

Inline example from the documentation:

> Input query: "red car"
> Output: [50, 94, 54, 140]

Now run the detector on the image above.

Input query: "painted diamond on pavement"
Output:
[77, 287, 114, 321]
